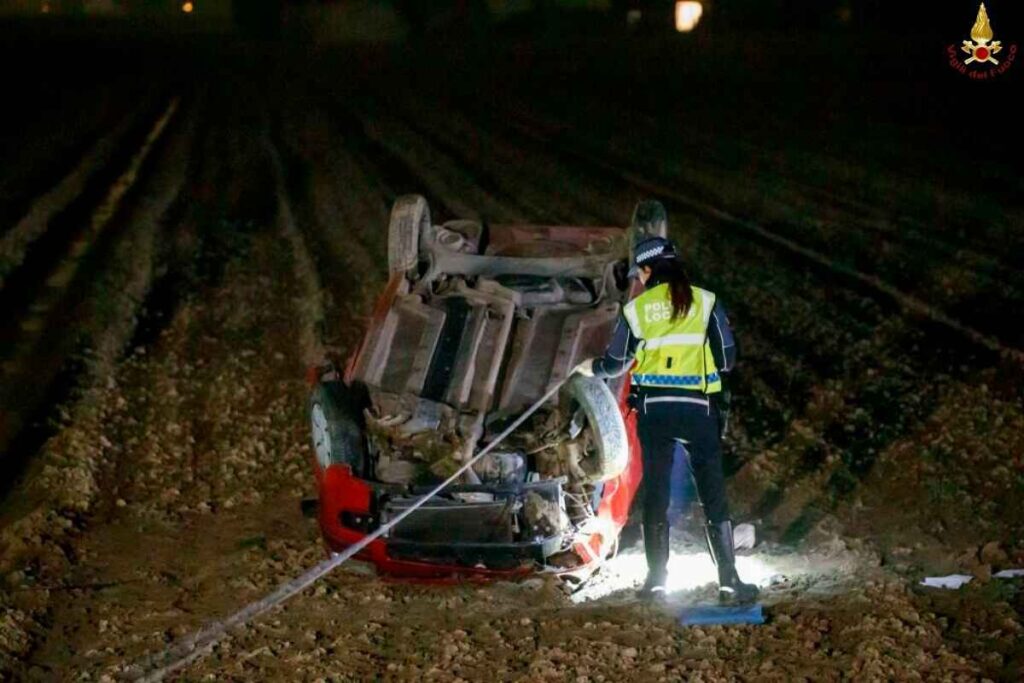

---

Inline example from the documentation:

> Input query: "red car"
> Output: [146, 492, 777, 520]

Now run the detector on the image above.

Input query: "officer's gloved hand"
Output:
[573, 358, 596, 378]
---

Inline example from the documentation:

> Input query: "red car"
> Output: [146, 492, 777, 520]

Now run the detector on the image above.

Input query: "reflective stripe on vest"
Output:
[632, 372, 721, 387]
[623, 283, 722, 393]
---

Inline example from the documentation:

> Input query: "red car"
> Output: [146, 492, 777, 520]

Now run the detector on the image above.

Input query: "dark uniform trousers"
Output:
[636, 394, 730, 527]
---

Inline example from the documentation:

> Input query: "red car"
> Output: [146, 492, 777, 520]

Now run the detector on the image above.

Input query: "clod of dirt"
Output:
[972, 564, 993, 583]
[979, 541, 1008, 567]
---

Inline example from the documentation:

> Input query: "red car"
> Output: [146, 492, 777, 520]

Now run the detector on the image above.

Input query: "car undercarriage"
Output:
[309, 197, 668, 578]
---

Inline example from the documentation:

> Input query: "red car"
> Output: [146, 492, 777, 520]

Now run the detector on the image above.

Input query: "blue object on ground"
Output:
[679, 604, 765, 626]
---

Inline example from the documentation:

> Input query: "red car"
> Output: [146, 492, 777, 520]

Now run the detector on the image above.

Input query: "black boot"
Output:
[705, 520, 759, 604]
[637, 522, 669, 600]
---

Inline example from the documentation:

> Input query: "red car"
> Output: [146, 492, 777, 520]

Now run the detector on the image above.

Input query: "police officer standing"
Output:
[576, 234, 758, 603]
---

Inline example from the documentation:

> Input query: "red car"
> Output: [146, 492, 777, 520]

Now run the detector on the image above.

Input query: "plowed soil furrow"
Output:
[312, 95, 463, 221]
[354, 95, 568, 225]
[0, 97, 190, 482]
[464, 43, 1024, 261]
[0, 96, 157, 287]
[0, 86, 318, 678]
[485, 84, 1024, 278]
[0, 80, 155, 234]
[365, 90, 609, 226]
[450, 88, 1024, 348]
[271, 99, 390, 353]
[0, 99, 180, 361]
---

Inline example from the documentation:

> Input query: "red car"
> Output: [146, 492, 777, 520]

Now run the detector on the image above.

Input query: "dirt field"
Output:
[1, 23, 1022, 682]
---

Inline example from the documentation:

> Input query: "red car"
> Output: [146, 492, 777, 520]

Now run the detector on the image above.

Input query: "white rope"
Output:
[129, 378, 570, 682]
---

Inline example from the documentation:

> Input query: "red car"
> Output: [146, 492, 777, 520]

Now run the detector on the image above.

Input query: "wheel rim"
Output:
[311, 403, 332, 470]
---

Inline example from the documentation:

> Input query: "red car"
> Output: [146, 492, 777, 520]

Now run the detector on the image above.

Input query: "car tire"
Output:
[388, 194, 431, 279]
[630, 199, 668, 239]
[310, 381, 367, 475]
[565, 375, 629, 483]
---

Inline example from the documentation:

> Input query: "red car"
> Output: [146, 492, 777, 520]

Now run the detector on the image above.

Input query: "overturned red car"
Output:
[307, 196, 668, 585]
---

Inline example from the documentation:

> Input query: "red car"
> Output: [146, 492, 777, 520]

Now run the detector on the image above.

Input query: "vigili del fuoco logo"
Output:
[948, 3, 1017, 79]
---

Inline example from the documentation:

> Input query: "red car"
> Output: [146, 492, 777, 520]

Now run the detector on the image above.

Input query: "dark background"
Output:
[3, 0, 1020, 157]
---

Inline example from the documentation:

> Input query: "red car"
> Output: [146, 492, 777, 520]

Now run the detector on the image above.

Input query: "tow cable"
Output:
[129, 377, 572, 682]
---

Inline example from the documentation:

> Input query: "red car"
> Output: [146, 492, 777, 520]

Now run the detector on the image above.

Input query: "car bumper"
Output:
[314, 403, 643, 582]
[316, 464, 563, 580]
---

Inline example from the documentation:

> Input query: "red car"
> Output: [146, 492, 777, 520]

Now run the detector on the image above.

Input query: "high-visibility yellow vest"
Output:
[623, 283, 722, 393]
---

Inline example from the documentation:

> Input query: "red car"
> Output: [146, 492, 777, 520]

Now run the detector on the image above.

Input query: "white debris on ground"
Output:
[922, 569, 1024, 590]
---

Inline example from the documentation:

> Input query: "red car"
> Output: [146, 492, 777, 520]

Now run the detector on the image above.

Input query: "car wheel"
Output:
[630, 199, 668, 239]
[310, 381, 367, 475]
[564, 375, 629, 483]
[388, 194, 431, 279]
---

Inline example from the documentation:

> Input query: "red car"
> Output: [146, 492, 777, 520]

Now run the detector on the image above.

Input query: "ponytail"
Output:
[649, 259, 693, 320]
